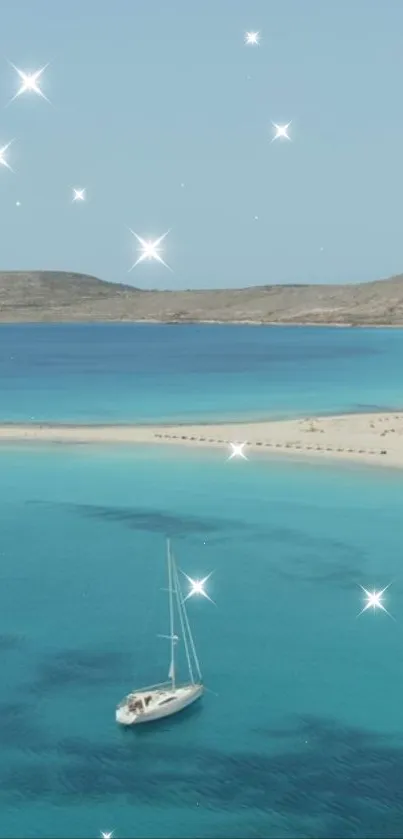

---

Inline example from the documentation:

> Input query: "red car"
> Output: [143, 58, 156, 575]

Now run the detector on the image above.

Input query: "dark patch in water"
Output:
[266, 525, 362, 558]
[28, 647, 131, 694]
[1, 714, 403, 836]
[27, 500, 247, 537]
[272, 555, 366, 589]
[257, 526, 368, 589]
[0, 764, 52, 801]
[354, 404, 398, 413]
[0, 633, 25, 652]
[0, 701, 46, 752]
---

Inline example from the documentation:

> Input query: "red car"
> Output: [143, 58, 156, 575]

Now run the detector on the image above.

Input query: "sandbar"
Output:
[0, 412, 403, 468]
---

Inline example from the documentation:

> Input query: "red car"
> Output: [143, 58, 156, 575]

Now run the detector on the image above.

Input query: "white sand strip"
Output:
[0, 412, 403, 468]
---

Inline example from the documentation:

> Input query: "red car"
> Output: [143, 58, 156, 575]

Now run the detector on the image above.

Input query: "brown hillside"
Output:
[1, 270, 403, 325]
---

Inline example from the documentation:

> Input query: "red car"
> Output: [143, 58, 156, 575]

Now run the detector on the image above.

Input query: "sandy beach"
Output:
[0, 412, 403, 468]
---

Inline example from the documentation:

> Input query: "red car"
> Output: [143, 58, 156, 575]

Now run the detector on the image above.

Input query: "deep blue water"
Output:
[1, 323, 403, 422]
[1, 325, 403, 838]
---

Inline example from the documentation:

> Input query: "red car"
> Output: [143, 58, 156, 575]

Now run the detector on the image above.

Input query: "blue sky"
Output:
[0, 0, 403, 289]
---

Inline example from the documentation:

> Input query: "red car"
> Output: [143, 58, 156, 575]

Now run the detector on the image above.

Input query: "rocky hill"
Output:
[1, 270, 403, 325]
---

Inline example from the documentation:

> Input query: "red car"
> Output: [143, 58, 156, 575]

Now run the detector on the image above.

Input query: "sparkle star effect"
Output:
[358, 585, 394, 619]
[8, 63, 50, 104]
[245, 31, 260, 45]
[182, 572, 214, 604]
[228, 442, 248, 460]
[129, 230, 172, 272]
[0, 142, 13, 171]
[100, 832, 114, 838]
[271, 122, 292, 142]
[72, 188, 86, 202]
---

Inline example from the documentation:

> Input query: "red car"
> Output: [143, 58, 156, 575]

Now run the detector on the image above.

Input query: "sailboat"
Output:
[116, 538, 204, 725]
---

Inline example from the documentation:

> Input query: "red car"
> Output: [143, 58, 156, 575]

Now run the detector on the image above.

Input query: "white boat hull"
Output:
[116, 683, 203, 726]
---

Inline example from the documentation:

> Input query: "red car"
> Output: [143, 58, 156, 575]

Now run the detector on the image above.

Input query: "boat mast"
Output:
[167, 538, 176, 690]
[173, 558, 202, 683]
[172, 555, 195, 684]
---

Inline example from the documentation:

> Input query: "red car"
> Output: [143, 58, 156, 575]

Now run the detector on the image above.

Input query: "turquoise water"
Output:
[1, 325, 403, 838]
[1, 323, 403, 422]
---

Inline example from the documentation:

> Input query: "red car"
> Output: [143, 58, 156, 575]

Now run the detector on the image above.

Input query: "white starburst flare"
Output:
[72, 187, 86, 202]
[0, 141, 13, 171]
[358, 585, 394, 620]
[245, 31, 260, 45]
[129, 229, 172, 272]
[8, 63, 50, 105]
[228, 442, 248, 460]
[271, 122, 292, 142]
[100, 832, 114, 839]
[182, 572, 214, 604]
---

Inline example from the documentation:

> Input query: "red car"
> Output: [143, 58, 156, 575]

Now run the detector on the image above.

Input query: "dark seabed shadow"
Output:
[248, 527, 368, 590]
[271, 555, 367, 589]
[65, 505, 372, 591]
[0, 633, 26, 652]
[26, 647, 132, 695]
[0, 701, 47, 754]
[0, 714, 402, 836]
[26, 500, 249, 538]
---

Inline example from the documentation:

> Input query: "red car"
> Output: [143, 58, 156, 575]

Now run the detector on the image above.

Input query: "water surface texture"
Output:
[1, 323, 403, 422]
[1, 325, 403, 837]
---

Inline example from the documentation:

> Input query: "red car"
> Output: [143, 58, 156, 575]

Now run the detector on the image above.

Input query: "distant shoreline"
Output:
[1, 412, 403, 469]
[1, 319, 403, 328]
